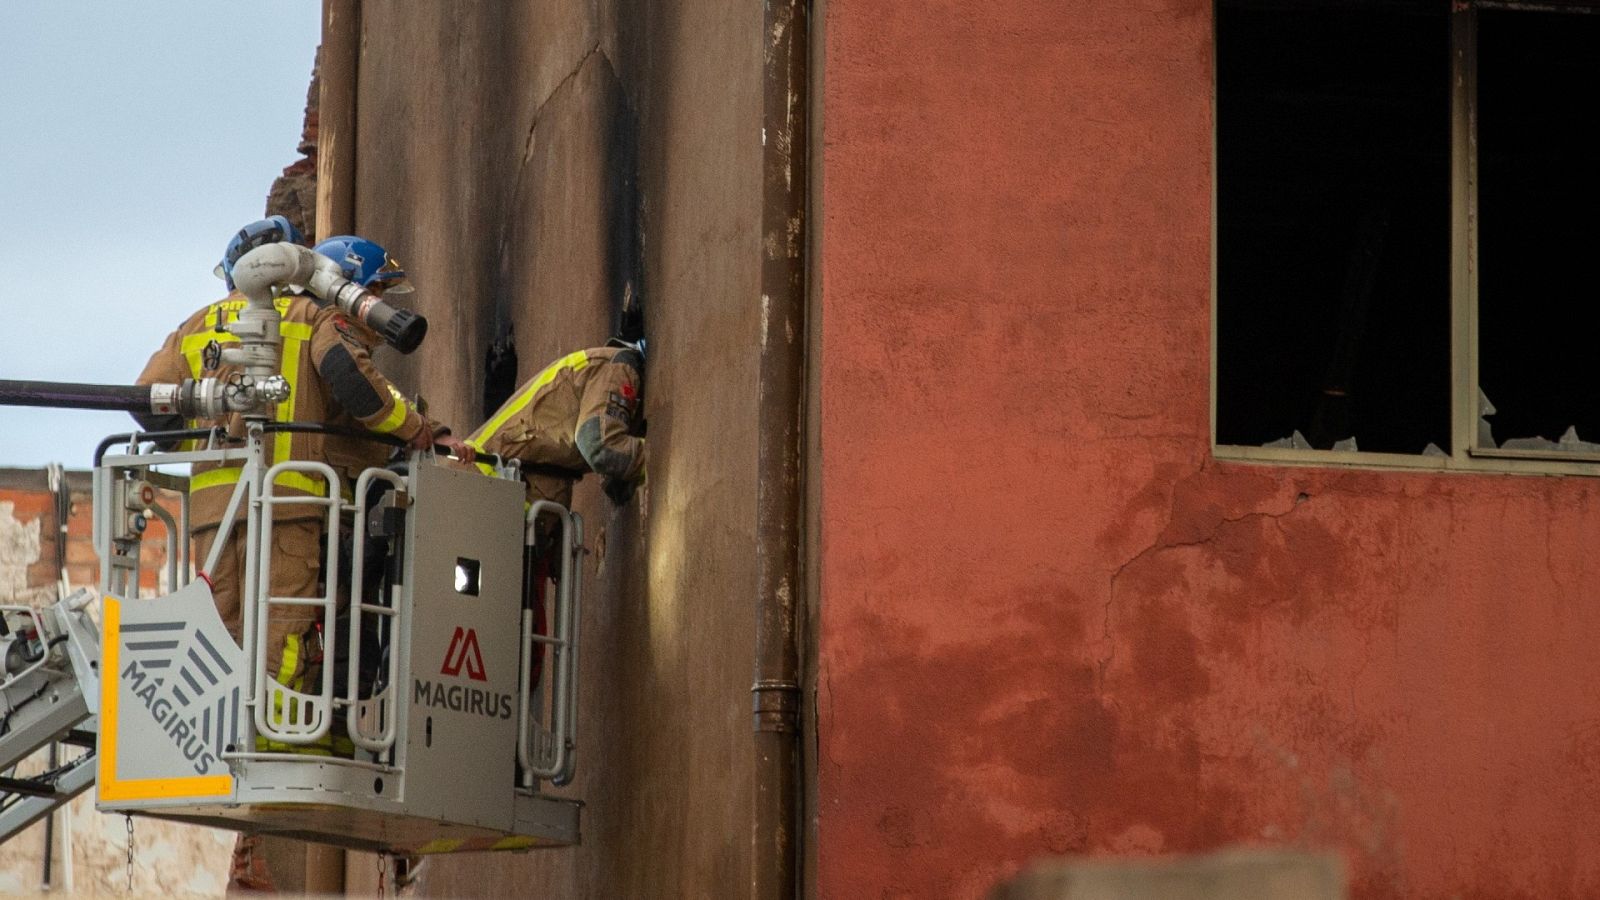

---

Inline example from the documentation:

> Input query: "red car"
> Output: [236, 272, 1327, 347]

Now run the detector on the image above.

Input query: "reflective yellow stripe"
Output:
[190, 467, 241, 491]
[254, 734, 352, 756]
[182, 332, 227, 379]
[469, 350, 590, 446]
[191, 466, 331, 497]
[182, 310, 318, 478]
[271, 634, 301, 729]
[277, 633, 300, 687]
[372, 385, 411, 435]
[469, 438, 497, 476]
[271, 471, 329, 497]
[416, 839, 466, 855]
[263, 561, 342, 751]
[179, 314, 312, 380]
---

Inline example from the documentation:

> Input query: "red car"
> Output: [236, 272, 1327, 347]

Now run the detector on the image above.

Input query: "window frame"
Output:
[1211, 0, 1600, 477]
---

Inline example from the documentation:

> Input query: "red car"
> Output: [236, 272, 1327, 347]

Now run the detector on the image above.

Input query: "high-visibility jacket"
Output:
[136, 292, 441, 531]
[467, 346, 647, 500]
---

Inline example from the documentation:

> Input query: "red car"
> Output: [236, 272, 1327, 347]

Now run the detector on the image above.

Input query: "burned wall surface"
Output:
[347, 1, 761, 896]
[819, 2, 1600, 899]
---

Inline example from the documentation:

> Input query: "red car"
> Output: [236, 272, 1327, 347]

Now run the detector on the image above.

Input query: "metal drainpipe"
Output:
[753, 0, 809, 897]
[307, 0, 358, 894]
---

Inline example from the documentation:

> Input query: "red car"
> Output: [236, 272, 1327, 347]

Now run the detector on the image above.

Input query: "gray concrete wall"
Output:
[348, 2, 762, 896]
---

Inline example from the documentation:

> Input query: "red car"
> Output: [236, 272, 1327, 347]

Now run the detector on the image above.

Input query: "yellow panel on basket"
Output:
[97, 596, 234, 803]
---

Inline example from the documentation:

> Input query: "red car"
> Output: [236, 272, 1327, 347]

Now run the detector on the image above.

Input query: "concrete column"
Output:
[303, 1, 358, 892]
[316, 0, 359, 241]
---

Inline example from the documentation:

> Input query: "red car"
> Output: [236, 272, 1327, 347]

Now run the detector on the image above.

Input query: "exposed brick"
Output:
[65, 538, 99, 566]
[266, 49, 320, 239]
[0, 491, 50, 520]
[66, 563, 97, 589]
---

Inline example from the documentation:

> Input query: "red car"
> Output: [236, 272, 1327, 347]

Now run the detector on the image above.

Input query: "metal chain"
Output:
[377, 851, 388, 898]
[124, 815, 134, 893]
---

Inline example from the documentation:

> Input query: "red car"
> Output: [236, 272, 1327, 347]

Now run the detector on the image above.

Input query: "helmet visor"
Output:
[370, 255, 413, 295]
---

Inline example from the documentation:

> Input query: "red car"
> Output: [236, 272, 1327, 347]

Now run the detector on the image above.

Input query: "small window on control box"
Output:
[454, 558, 481, 596]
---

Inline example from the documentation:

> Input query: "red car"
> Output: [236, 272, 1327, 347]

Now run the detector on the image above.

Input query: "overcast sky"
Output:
[0, 3, 320, 468]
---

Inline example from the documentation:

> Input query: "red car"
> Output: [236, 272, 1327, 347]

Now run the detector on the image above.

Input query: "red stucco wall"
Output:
[817, 2, 1600, 898]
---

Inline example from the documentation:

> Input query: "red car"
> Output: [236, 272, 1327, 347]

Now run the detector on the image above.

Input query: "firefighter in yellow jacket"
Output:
[463, 338, 643, 698]
[466, 339, 647, 510]
[135, 221, 470, 692]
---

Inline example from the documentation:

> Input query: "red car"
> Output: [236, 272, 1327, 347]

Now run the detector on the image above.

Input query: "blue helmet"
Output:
[311, 235, 412, 294]
[215, 215, 303, 290]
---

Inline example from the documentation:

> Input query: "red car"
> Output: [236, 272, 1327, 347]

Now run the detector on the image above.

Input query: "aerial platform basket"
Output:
[92, 441, 583, 855]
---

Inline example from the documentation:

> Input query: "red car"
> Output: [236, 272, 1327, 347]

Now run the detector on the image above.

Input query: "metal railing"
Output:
[252, 461, 342, 745]
[517, 501, 583, 787]
[345, 468, 407, 753]
[95, 441, 246, 601]
[91, 425, 434, 776]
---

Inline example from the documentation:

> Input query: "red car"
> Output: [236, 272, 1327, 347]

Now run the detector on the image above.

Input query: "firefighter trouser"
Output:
[520, 472, 574, 541]
[525, 471, 575, 510]
[194, 519, 323, 690]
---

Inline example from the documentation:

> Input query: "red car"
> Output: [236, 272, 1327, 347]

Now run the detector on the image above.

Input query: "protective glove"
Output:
[602, 476, 639, 506]
[433, 433, 476, 463]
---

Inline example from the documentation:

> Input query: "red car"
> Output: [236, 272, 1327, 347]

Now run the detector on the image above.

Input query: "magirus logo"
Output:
[440, 626, 487, 681]
[414, 627, 511, 721]
[120, 621, 239, 775]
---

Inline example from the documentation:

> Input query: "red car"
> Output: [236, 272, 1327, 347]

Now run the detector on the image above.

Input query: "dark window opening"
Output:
[482, 329, 519, 420]
[1476, 10, 1600, 450]
[1216, 2, 1452, 454]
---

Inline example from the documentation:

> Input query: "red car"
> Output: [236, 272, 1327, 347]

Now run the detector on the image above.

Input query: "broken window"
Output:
[1215, 0, 1600, 464]
[1216, 0, 1451, 454]
[1476, 8, 1600, 453]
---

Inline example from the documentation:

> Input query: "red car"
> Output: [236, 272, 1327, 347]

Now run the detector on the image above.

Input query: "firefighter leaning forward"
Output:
[467, 340, 648, 512]
[134, 222, 464, 695]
